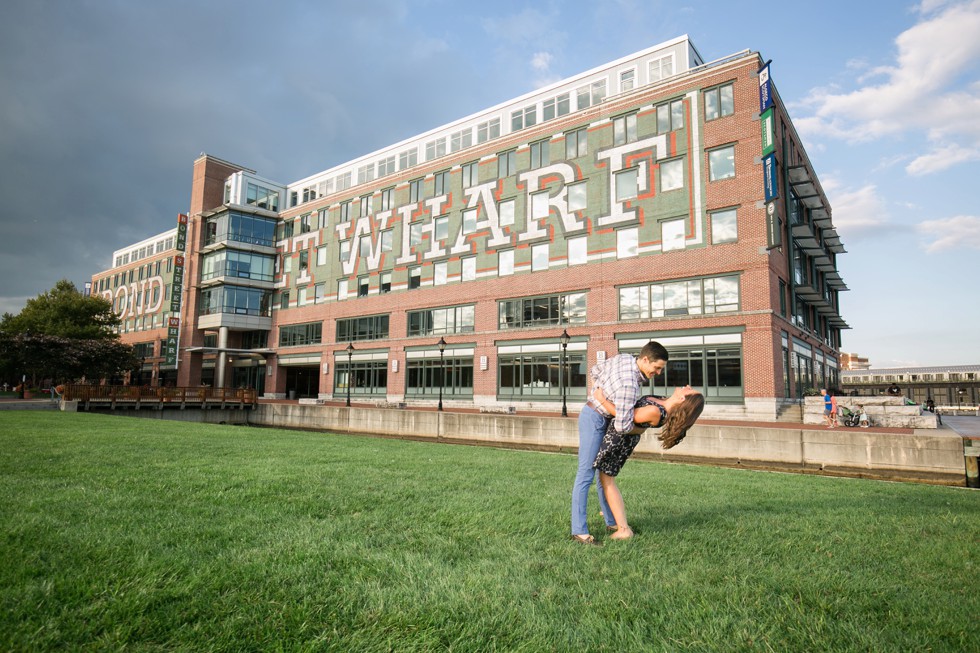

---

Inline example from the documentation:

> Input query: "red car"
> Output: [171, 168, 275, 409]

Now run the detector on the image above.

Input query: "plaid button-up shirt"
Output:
[586, 353, 648, 433]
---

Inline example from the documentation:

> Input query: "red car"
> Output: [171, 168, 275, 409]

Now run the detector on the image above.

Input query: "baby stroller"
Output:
[836, 406, 861, 427]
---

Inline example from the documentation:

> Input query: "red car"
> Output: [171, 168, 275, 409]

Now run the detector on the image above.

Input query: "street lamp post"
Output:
[437, 337, 446, 412]
[559, 329, 570, 417]
[345, 343, 354, 407]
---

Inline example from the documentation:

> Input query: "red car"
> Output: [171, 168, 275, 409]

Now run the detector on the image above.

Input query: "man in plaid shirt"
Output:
[570, 341, 669, 544]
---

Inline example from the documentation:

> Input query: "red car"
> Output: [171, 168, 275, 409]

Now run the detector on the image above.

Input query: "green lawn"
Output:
[1, 412, 977, 652]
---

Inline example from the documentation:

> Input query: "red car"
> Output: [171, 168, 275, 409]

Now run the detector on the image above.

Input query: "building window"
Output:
[499, 200, 515, 227]
[336, 314, 390, 342]
[565, 128, 587, 159]
[434, 170, 450, 196]
[298, 250, 309, 270]
[619, 274, 740, 320]
[337, 279, 348, 301]
[620, 69, 635, 92]
[511, 104, 536, 131]
[450, 128, 472, 152]
[648, 55, 674, 82]
[334, 359, 387, 398]
[339, 240, 351, 262]
[643, 345, 743, 401]
[357, 164, 375, 185]
[710, 208, 738, 244]
[378, 156, 396, 177]
[336, 172, 351, 191]
[339, 201, 351, 223]
[461, 256, 476, 282]
[662, 218, 686, 252]
[408, 222, 421, 249]
[567, 236, 587, 266]
[497, 350, 587, 401]
[245, 182, 280, 211]
[615, 168, 639, 201]
[532, 243, 549, 271]
[617, 227, 638, 259]
[613, 113, 637, 145]
[314, 282, 326, 304]
[407, 305, 475, 336]
[406, 355, 474, 399]
[380, 187, 393, 211]
[462, 208, 478, 234]
[477, 118, 500, 143]
[498, 249, 514, 276]
[380, 272, 391, 294]
[531, 191, 549, 221]
[399, 148, 418, 171]
[709, 145, 736, 181]
[705, 83, 735, 121]
[498, 292, 586, 329]
[433, 261, 448, 286]
[779, 279, 787, 316]
[409, 267, 422, 290]
[567, 181, 587, 212]
[530, 139, 550, 169]
[461, 161, 478, 187]
[542, 93, 570, 120]
[576, 79, 606, 109]
[434, 216, 449, 241]
[660, 158, 684, 192]
[498, 150, 517, 178]
[425, 137, 446, 161]
[358, 276, 369, 297]
[359, 194, 373, 217]
[279, 322, 322, 347]
[656, 99, 685, 133]
[279, 290, 290, 310]
[409, 178, 424, 203]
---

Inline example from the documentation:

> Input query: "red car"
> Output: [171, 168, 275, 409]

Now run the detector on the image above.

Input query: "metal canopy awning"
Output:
[791, 222, 822, 254]
[787, 165, 826, 209]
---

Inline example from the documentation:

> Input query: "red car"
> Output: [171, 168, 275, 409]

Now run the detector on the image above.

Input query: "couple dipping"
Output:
[571, 341, 704, 545]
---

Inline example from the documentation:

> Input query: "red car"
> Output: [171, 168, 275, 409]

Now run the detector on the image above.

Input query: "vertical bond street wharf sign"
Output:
[165, 214, 188, 366]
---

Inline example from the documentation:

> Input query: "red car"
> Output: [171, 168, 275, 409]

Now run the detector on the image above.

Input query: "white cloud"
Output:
[796, 1, 980, 174]
[531, 51, 553, 72]
[916, 215, 980, 252]
[905, 143, 980, 175]
[821, 178, 889, 238]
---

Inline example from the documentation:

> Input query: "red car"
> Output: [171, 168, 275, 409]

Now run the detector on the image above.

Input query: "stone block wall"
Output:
[803, 396, 939, 429]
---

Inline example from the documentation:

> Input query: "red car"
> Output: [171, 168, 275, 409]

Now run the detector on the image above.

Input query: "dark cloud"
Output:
[0, 0, 518, 313]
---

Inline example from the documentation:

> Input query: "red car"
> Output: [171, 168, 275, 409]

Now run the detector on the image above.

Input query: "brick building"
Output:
[90, 35, 847, 419]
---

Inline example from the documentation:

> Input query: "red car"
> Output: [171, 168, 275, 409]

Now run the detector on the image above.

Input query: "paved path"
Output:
[942, 416, 980, 438]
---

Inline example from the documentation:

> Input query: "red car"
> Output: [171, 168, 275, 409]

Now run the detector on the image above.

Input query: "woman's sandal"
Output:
[570, 534, 600, 545]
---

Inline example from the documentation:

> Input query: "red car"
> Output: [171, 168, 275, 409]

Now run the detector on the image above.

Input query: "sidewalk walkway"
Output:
[942, 416, 980, 438]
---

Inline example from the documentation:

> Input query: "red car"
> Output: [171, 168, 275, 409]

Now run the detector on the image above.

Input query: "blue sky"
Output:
[1, 0, 977, 368]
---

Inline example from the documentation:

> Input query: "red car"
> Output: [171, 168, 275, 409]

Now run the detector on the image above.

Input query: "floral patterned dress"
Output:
[592, 395, 666, 477]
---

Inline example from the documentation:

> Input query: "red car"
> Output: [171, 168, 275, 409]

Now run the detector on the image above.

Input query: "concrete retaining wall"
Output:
[249, 404, 967, 486]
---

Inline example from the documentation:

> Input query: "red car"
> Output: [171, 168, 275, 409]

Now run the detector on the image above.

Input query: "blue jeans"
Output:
[571, 404, 615, 535]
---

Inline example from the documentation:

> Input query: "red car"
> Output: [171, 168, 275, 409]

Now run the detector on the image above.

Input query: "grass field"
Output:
[1, 412, 977, 652]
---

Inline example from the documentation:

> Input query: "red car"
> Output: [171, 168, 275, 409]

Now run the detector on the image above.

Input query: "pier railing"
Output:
[62, 384, 257, 409]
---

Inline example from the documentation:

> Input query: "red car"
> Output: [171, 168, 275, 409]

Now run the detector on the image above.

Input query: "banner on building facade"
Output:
[170, 255, 185, 313]
[766, 200, 782, 250]
[761, 107, 775, 157]
[763, 153, 778, 202]
[175, 213, 188, 252]
[165, 317, 180, 367]
[758, 60, 773, 114]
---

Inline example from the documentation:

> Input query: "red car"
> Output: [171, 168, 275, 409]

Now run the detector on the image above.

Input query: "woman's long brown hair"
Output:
[658, 393, 705, 449]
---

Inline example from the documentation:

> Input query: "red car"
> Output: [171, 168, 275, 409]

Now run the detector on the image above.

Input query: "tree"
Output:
[0, 280, 135, 387]
[1, 280, 121, 340]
